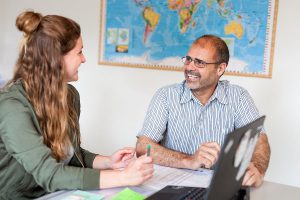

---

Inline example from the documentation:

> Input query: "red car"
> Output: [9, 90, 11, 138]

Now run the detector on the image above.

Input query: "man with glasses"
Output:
[136, 34, 270, 187]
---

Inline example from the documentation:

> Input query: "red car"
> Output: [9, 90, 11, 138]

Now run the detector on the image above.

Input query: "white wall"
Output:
[1, 0, 300, 187]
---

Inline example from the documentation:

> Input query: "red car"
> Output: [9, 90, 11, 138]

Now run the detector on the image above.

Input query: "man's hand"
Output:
[242, 162, 264, 187]
[189, 142, 221, 170]
[243, 133, 270, 187]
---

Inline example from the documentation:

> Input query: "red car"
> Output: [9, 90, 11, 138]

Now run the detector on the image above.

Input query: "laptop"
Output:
[146, 116, 266, 200]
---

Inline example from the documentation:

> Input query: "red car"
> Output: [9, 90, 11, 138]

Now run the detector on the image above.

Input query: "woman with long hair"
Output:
[0, 11, 153, 199]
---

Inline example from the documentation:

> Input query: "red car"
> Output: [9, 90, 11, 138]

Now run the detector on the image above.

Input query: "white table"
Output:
[39, 181, 300, 200]
[250, 181, 300, 200]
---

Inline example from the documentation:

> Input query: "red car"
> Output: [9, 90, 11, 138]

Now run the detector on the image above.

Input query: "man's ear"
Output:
[217, 63, 227, 76]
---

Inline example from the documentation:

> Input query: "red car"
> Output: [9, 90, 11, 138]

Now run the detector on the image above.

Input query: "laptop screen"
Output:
[205, 116, 265, 200]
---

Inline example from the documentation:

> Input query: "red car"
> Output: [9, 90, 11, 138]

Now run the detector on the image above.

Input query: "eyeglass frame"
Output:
[181, 55, 222, 68]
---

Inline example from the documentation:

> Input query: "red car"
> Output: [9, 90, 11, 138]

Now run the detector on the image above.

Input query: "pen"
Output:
[147, 144, 151, 156]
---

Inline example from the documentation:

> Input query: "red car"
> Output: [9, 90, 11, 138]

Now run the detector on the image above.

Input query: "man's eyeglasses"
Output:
[181, 56, 221, 68]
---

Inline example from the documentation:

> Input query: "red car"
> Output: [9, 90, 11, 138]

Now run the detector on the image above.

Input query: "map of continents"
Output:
[102, 0, 273, 75]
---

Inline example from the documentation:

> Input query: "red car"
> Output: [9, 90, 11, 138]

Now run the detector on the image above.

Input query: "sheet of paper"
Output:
[140, 165, 213, 191]
[61, 190, 104, 200]
[37, 165, 213, 200]
[111, 188, 145, 200]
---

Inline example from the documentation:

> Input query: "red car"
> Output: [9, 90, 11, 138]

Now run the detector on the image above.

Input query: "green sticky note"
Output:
[111, 188, 145, 200]
[62, 190, 104, 200]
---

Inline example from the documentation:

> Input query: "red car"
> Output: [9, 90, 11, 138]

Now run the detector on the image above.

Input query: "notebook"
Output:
[146, 116, 265, 200]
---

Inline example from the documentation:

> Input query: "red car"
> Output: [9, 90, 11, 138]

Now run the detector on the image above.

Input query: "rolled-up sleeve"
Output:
[137, 87, 169, 142]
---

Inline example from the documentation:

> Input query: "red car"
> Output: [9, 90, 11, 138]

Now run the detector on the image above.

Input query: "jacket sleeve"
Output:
[0, 92, 100, 192]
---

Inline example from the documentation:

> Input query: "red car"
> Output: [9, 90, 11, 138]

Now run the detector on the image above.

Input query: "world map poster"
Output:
[98, 0, 278, 78]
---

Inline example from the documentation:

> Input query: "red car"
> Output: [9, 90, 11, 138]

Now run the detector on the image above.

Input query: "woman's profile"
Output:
[0, 11, 153, 199]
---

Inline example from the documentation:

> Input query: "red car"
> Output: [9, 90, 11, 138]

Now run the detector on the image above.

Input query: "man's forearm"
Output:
[136, 136, 192, 169]
[251, 133, 271, 175]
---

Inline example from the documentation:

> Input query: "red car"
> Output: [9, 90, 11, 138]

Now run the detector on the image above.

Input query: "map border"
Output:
[98, 0, 279, 78]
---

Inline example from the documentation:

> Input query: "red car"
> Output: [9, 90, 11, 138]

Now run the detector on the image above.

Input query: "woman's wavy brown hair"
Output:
[11, 11, 81, 161]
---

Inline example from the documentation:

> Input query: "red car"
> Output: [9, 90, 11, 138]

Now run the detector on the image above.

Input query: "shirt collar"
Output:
[179, 80, 229, 105]
[180, 81, 193, 104]
[210, 80, 228, 105]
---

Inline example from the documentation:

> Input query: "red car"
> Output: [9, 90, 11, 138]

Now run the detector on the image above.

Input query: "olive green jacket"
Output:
[0, 80, 100, 199]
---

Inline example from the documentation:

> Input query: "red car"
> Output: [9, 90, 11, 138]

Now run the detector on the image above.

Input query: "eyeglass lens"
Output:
[183, 56, 205, 67]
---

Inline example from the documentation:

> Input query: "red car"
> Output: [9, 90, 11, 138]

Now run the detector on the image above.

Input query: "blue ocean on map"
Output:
[101, 0, 273, 75]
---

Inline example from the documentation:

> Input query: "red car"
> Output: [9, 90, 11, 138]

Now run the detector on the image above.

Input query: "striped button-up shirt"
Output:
[137, 80, 262, 155]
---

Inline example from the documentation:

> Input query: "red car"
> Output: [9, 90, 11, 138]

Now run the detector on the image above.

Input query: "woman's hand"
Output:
[109, 147, 135, 169]
[99, 154, 154, 188]
[121, 155, 154, 186]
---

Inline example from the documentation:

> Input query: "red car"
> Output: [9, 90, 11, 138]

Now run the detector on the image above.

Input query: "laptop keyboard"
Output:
[178, 187, 206, 200]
